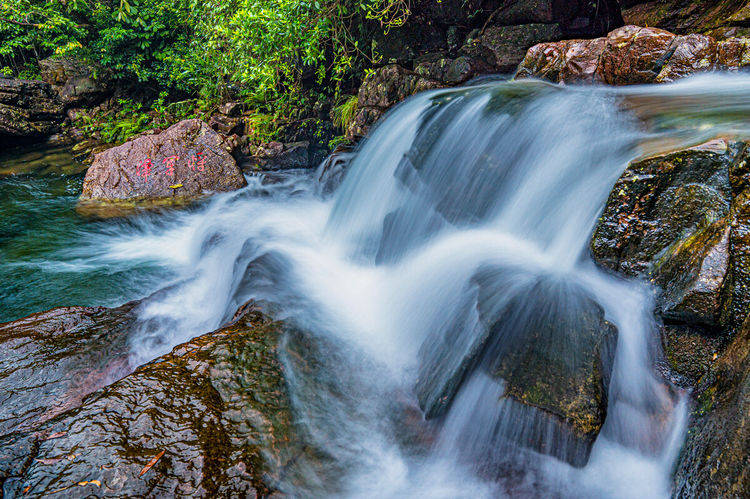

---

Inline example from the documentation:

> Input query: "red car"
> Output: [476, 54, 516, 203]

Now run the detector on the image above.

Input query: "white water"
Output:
[66, 74, 750, 497]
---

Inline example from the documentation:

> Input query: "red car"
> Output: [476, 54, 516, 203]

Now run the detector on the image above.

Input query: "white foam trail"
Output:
[61, 74, 750, 496]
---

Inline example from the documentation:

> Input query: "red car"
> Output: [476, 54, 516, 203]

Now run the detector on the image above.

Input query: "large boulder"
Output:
[38, 57, 112, 108]
[589, 139, 750, 495]
[516, 25, 749, 84]
[416, 270, 617, 467]
[0, 303, 137, 437]
[0, 305, 299, 497]
[346, 64, 443, 138]
[0, 77, 64, 145]
[78, 119, 246, 214]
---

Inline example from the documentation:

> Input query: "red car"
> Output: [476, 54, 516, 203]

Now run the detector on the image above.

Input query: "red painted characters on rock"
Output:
[136, 158, 153, 182]
[188, 152, 205, 172]
[162, 155, 179, 177]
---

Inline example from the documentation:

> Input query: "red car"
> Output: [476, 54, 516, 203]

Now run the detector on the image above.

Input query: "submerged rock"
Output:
[0, 77, 64, 145]
[417, 270, 616, 467]
[78, 119, 246, 215]
[0, 305, 299, 497]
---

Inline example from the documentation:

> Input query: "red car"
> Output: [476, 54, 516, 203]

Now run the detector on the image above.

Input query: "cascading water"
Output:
[23, 74, 750, 497]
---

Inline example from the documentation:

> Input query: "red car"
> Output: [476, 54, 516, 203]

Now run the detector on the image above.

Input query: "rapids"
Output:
[3, 74, 750, 497]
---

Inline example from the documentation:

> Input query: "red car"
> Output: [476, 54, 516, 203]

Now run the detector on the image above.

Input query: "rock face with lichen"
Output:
[0, 77, 64, 146]
[0, 304, 299, 497]
[672, 315, 750, 498]
[516, 25, 750, 84]
[79, 119, 246, 214]
[589, 139, 750, 496]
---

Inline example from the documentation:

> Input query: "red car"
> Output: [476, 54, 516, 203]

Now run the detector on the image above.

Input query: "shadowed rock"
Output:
[673, 314, 750, 498]
[417, 269, 617, 467]
[0, 78, 64, 145]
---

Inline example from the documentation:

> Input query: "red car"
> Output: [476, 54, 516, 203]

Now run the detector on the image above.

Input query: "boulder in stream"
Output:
[416, 270, 617, 467]
[672, 314, 750, 498]
[0, 304, 299, 497]
[78, 119, 247, 215]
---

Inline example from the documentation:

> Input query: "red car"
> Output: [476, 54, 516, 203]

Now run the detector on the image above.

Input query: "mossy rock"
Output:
[0, 304, 301, 497]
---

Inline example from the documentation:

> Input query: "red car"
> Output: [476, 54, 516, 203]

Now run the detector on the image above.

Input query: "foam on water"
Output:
[40, 74, 750, 496]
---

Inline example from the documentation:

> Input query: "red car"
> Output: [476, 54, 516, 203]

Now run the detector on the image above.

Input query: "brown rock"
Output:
[0, 303, 137, 436]
[596, 25, 677, 85]
[476, 23, 564, 73]
[717, 36, 750, 70]
[655, 33, 717, 82]
[515, 37, 607, 83]
[78, 119, 246, 211]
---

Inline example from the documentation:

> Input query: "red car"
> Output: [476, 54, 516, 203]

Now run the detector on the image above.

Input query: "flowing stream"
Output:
[3, 74, 750, 497]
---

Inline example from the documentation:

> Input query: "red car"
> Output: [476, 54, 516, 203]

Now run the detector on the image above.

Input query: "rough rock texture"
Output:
[622, 0, 750, 37]
[242, 140, 313, 171]
[516, 25, 750, 84]
[0, 306, 298, 497]
[79, 119, 246, 210]
[672, 315, 750, 498]
[416, 270, 617, 467]
[591, 141, 736, 277]
[347, 2, 625, 138]
[464, 23, 564, 73]
[347, 64, 443, 138]
[661, 324, 724, 386]
[589, 139, 750, 495]
[0, 78, 64, 144]
[38, 57, 112, 108]
[0, 304, 137, 437]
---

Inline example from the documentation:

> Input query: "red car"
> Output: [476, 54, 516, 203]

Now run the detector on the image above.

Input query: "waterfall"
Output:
[67, 74, 750, 497]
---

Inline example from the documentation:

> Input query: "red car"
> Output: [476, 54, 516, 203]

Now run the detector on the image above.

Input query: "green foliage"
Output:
[0, 0, 410, 143]
[332, 94, 358, 131]
[78, 92, 201, 144]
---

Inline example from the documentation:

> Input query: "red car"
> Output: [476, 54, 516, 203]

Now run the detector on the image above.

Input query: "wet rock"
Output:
[716, 36, 750, 70]
[0, 303, 137, 437]
[516, 24, 749, 84]
[0, 307, 299, 497]
[653, 219, 731, 326]
[38, 57, 112, 108]
[622, 0, 750, 36]
[515, 37, 607, 83]
[655, 33, 717, 83]
[0, 77, 64, 144]
[417, 270, 616, 467]
[347, 64, 442, 138]
[243, 140, 311, 171]
[673, 314, 750, 498]
[660, 323, 724, 386]
[78, 119, 246, 213]
[591, 141, 737, 278]
[596, 25, 677, 85]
